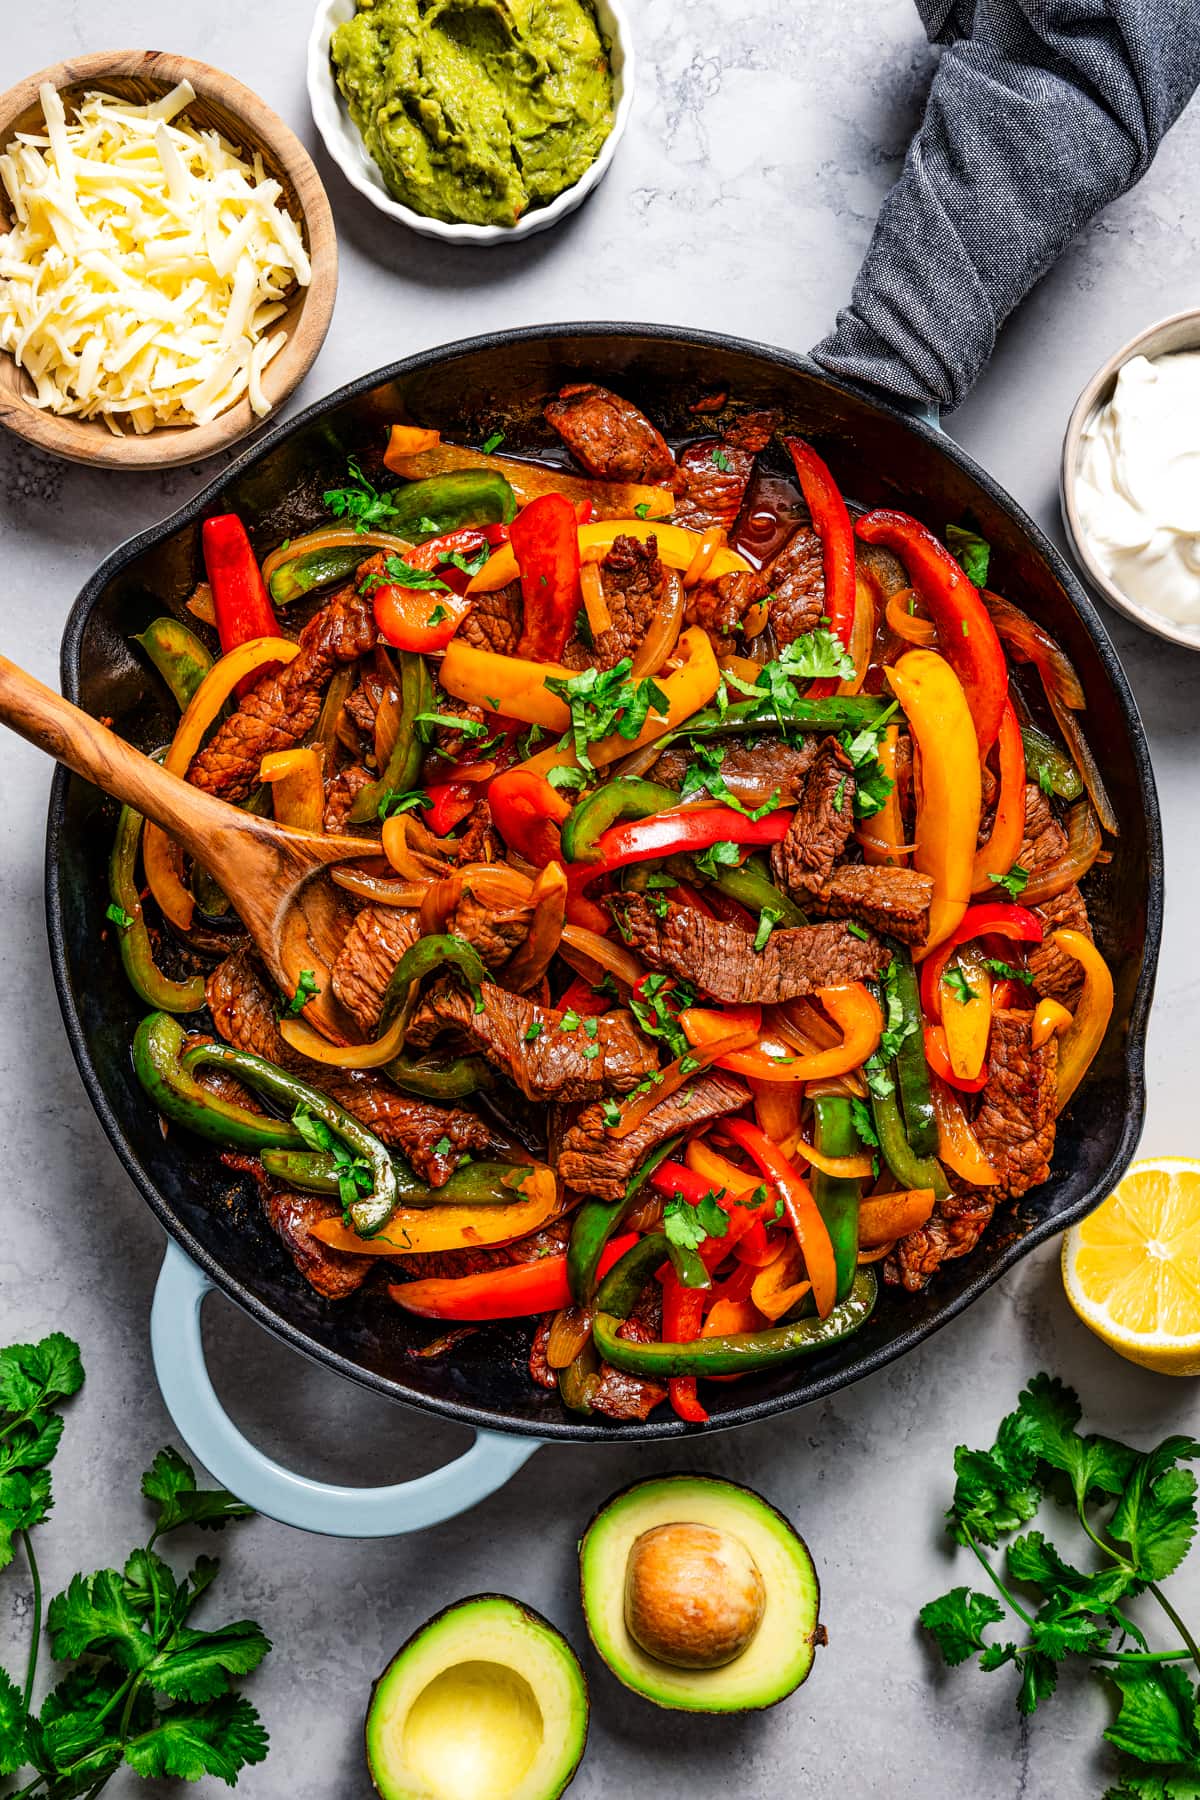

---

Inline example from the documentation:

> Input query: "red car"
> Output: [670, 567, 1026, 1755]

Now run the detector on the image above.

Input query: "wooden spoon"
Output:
[0, 653, 368, 1040]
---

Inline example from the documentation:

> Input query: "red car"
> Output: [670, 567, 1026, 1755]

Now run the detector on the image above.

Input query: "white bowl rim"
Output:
[1060, 305, 1200, 653]
[306, 0, 634, 245]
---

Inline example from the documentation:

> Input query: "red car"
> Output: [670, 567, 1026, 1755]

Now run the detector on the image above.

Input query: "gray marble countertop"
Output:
[4, 3, 1200, 1796]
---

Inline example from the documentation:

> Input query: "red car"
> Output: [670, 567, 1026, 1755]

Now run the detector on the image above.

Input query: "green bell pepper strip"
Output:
[133, 618, 213, 710]
[811, 1096, 862, 1304]
[180, 1039, 397, 1234]
[347, 650, 431, 824]
[133, 1014, 306, 1152]
[268, 544, 370, 605]
[869, 1083, 949, 1200]
[260, 1151, 534, 1207]
[690, 850, 807, 925]
[1021, 722, 1083, 801]
[561, 779, 679, 863]
[109, 811, 207, 1013]
[592, 1240, 878, 1377]
[665, 693, 890, 747]
[384, 470, 518, 541]
[385, 1052, 493, 1099]
[888, 947, 938, 1157]
[566, 1136, 682, 1305]
[374, 933, 489, 1053]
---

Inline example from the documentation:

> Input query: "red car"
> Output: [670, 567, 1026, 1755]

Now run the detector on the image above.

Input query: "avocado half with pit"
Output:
[579, 1475, 821, 1713]
[366, 1595, 588, 1800]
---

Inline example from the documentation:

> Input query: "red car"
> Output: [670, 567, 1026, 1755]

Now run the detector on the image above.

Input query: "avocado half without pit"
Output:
[366, 1595, 588, 1800]
[580, 1475, 822, 1712]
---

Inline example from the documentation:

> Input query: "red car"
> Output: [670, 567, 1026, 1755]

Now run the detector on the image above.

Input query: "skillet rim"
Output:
[44, 320, 1163, 1441]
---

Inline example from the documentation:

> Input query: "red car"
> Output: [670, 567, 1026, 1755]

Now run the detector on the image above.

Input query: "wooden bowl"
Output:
[0, 50, 338, 470]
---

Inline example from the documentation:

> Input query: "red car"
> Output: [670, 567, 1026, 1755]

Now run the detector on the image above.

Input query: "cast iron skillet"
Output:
[45, 324, 1162, 1441]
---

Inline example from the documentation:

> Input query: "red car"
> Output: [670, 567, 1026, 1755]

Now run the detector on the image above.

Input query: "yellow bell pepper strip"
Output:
[1032, 997, 1073, 1051]
[940, 947, 993, 1082]
[390, 1233, 640, 1319]
[143, 635, 300, 931]
[470, 520, 752, 596]
[1049, 928, 1114, 1110]
[972, 697, 1027, 894]
[308, 1167, 565, 1263]
[858, 1188, 936, 1247]
[924, 1021, 988, 1095]
[721, 1118, 839, 1320]
[681, 984, 883, 1083]
[260, 747, 324, 833]
[930, 1075, 999, 1186]
[919, 901, 1044, 1021]
[385, 439, 675, 521]
[857, 724, 909, 868]
[885, 649, 982, 949]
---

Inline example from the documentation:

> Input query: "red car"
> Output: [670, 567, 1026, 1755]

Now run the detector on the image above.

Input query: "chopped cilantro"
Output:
[548, 763, 586, 792]
[481, 430, 505, 454]
[444, 544, 488, 579]
[560, 1009, 581, 1032]
[583, 1016, 600, 1038]
[851, 1098, 879, 1147]
[942, 966, 978, 1006]
[602, 1097, 623, 1128]
[846, 921, 869, 941]
[989, 864, 1030, 902]
[984, 957, 1034, 986]
[663, 1191, 730, 1252]
[753, 907, 781, 953]
[377, 790, 431, 821]
[433, 1135, 452, 1156]
[426, 603, 450, 626]
[359, 554, 452, 598]
[524, 1021, 544, 1042]
[946, 522, 991, 588]
[286, 970, 320, 1015]
[545, 659, 670, 773]
[711, 447, 732, 473]
[324, 456, 399, 532]
[694, 839, 742, 880]
[582, 1042, 600, 1060]
[105, 901, 134, 930]
[518, 722, 545, 758]
[415, 711, 489, 742]
[634, 501, 650, 519]
[678, 740, 781, 819]
[834, 776, 847, 811]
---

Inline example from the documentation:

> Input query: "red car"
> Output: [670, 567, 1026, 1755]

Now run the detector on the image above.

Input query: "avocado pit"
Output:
[624, 1521, 766, 1670]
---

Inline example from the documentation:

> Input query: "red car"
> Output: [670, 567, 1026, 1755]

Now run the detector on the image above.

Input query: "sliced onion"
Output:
[630, 568, 684, 679]
[983, 590, 1086, 709]
[281, 1008, 406, 1070]
[559, 924, 646, 992]
[1046, 693, 1118, 837]
[546, 1305, 592, 1369]
[505, 861, 567, 991]
[419, 864, 534, 936]
[382, 813, 456, 881]
[837, 574, 877, 696]
[857, 1242, 895, 1264]
[260, 526, 414, 588]
[682, 526, 726, 588]
[792, 1137, 876, 1178]
[885, 589, 936, 645]
[1022, 800, 1103, 903]
[773, 998, 843, 1051]
[332, 867, 428, 906]
[581, 561, 612, 638]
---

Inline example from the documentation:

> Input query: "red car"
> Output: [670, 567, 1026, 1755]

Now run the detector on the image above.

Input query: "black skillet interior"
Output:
[46, 324, 1162, 1441]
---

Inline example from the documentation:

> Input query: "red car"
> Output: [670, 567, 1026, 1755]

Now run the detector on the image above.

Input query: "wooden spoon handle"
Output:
[0, 651, 252, 865]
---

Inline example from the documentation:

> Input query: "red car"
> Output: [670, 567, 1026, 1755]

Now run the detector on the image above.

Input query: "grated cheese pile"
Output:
[0, 81, 311, 434]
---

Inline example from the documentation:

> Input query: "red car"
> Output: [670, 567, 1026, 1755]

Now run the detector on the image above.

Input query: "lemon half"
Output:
[1062, 1157, 1200, 1375]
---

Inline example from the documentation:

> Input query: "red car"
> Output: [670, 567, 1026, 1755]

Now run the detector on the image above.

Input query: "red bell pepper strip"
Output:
[555, 974, 613, 1018]
[661, 1271, 709, 1422]
[424, 782, 478, 836]
[855, 508, 1008, 754]
[512, 493, 581, 662]
[569, 805, 791, 900]
[201, 514, 281, 697]
[574, 499, 595, 525]
[373, 528, 490, 653]
[720, 1119, 839, 1320]
[489, 764, 573, 867]
[924, 1023, 988, 1094]
[920, 902, 1044, 1022]
[785, 438, 856, 698]
[390, 1232, 639, 1322]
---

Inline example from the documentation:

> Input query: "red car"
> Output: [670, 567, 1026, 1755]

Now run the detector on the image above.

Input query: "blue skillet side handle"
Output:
[151, 1240, 541, 1538]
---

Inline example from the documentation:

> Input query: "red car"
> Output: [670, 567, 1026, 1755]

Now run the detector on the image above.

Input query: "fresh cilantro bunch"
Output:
[0, 1335, 270, 1797]
[921, 1373, 1200, 1798]
[322, 458, 400, 533]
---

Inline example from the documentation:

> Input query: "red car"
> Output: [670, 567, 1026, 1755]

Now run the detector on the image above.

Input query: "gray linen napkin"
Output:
[812, 0, 1200, 412]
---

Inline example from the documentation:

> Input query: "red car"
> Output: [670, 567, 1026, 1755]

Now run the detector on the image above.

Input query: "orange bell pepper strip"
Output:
[749, 1240, 812, 1323]
[143, 635, 300, 931]
[858, 724, 908, 868]
[372, 530, 485, 653]
[383, 423, 442, 467]
[471, 521, 750, 596]
[1032, 997, 1073, 1051]
[1048, 929, 1113, 1110]
[702, 1294, 764, 1336]
[972, 698, 1027, 894]
[785, 437, 857, 698]
[681, 984, 882, 1083]
[488, 765, 573, 867]
[939, 948, 993, 1083]
[858, 1188, 936, 1247]
[721, 1119, 838, 1320]
[260, 747, 324, 833]
[885, 649, 982, 949]
[924, 1022, 988, 1094]
[930, 1075, 999, 1186]
[856, 508, 1008, 755]
[389, 1232, 639, 1321]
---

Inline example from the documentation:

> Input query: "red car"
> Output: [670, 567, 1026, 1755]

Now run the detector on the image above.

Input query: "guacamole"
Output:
[331, 0, 615, 228]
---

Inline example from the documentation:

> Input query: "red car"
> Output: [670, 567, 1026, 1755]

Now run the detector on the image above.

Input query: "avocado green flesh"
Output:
[366, 1595, 588, 1799]
[580, 1477, 820, 1713]
[331, 0, 615, 227]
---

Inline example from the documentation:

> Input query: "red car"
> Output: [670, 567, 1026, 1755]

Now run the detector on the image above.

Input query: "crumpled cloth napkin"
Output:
[813, 0, 1200, 412]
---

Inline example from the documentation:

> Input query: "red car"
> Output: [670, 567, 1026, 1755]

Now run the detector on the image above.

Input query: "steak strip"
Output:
[544, 383, 676, 484]
[556, 1071, 750, 1199]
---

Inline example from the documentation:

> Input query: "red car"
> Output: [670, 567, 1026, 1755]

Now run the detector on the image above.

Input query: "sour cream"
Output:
[1075, 352, 1200, 628]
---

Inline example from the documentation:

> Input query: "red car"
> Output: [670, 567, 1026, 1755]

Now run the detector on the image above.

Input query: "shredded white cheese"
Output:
[0, 81, 311, 433]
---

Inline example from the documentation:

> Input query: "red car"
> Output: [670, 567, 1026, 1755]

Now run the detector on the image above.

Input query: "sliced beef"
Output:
[685, 568, 768, 644]
[342, 685, 378, 742]
[330, 906, 420, 1034]
[651, 735, 819, 804]
[801, 864, 934, 945]
[765, 525, 826, 647]
[562, 534, 668, 671]
[672, 412, 777, 534]
[614, 894, 889, 1004]
[771, 737, 855, 891]
[205, 949, 492, 1185]
[454, 798, 504, 865]
[323, 764, 373, 831]
[410, 980, 658, 1103]
[972, 1009, 1058, 1198]
[187, 576, 378, 801]
[556, 1071, 750, 1199]
[220, 1151, 369, 1301]
[447, 887, 535, 972]
[884, 1190, 998, 1293]
[458, 582, 523, 657]
[1019, 785, 1095, 1007]
[529, 1317, 557, 1390]
[544, 383, 675, 485]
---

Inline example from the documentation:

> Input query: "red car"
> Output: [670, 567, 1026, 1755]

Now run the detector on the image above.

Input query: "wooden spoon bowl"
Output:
[0, 49, 338, 470]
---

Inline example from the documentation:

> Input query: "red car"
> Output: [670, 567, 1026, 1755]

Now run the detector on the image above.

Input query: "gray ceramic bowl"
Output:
[1060, 307, 1200, 651]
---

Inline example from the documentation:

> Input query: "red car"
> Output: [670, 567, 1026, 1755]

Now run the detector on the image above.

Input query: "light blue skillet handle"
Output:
[151, 1240, 541, 1538]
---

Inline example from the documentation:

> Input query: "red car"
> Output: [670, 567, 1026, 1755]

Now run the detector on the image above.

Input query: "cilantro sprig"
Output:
[921, 1373, 1200, 1796]
[323, 457, 399, 532]
[0, 1335, 269, 1796]
[545, 660, 670, 774]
